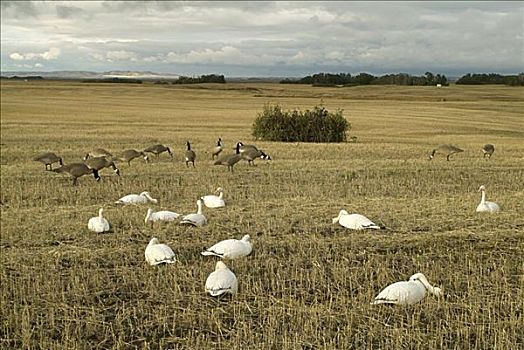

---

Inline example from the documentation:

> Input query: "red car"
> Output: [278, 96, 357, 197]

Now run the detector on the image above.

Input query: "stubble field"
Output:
[1, 80, 523, 349]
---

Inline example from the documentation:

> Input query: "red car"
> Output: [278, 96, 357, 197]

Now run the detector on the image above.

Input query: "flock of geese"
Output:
[32, 139, 272, 185]
[33, 142, 494, 186]
[425, 144, 501, 214]
[33, 140, 501, 304]
[86, 186, 251, 297]
[87, 185, 457, 303]
[428, 143, 495, 161]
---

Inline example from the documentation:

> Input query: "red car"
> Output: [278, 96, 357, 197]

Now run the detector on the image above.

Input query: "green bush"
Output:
[252, 104, 350, 142]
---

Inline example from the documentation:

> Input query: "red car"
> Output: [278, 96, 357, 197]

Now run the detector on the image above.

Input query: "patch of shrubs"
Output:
[252, 104, 350, 143]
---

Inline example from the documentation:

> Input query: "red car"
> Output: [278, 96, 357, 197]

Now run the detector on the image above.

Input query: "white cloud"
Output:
[106, 50, 137, 61]
[166, 46, 246, 64]
[325, 51, 346, 62]
[13, 63, 44, 69]
[41, 47, 60, 60]
[89, 50, 138, 62]
[89, 53, 105, 61]
[143, 55, 160, 62]
[9, 52, 25, 60]
[8, 48, 60, 61]
[289, 51, 316, 65]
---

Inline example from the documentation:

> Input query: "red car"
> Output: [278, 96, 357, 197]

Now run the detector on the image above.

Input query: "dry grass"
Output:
[1, 80, 523, 349]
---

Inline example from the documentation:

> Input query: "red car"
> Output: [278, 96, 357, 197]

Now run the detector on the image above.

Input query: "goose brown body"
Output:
[240, 145, 271, 165]
[143, 144, 172, 158]
[429, 144, 464, 161]
[52, 163, 100, 185]
[214, 142, 242, 172]
[84, 148, 113, 160]
[117, 149, 149, 165]
[237, 142, 271, 165]
[33, 152, 63, 170]
[84, 156, 120, 176]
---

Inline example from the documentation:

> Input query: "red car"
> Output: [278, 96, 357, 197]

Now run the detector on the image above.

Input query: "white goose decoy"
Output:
[201, 235, 252, 259]
[180, 199, 207, 227]
[372, 273, 442, 305]
[115, 191, 158, 204]
[476, 185, 500, 213]
[145, 208, 181, 225]
[87, 208, 111, 233]
[332, 210, 382, 230]
[205, 261, 238, 297]
[201, 187, 225, 208]
[144, 238, 176, 266]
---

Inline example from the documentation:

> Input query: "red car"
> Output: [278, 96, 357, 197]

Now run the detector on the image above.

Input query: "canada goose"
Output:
[180, 199, 207, 227]
[87, 208, 111, 233]
[33, 152, 63, 170]
[241, 147, 271, 165]
[115, 191, 158, 204]
[214, 142, 243, 172]
[116, 149, 149, 165]
[144, 208, 181, 225]
[145, 238, 176, 265]
[201, 235, 252, 259]
[372, 273, 442, 305]
[212, 138, 223, 159]
[476, 185, 500, 212]
[185, 141, 196, 167]
[205, 261, 238, 297]
[482, 144, 495, 159]
[332, 210, 383, 230]
[236, 142, 257, 151]
[84, 156, 120, 176]
[143, 144, 172, 159]
[237, 142, 271, 165]
[428, 144, 464, 161]
[52, 163, 100, 186]
[84, 148, 112, 161]
[201, 187, 225, 208]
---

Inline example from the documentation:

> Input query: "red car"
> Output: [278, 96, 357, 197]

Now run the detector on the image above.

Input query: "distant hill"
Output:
[0, 70, 180, 80]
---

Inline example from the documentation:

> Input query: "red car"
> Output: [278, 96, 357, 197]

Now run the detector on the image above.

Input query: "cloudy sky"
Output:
[1, 1, 523, 77]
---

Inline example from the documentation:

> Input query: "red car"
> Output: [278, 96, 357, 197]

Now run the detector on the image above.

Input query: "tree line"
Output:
[280, 72, 449, 86]
[83, 77, 143, 84]
[281, 72, 524, 86]
[455, 73, 524, 86]
[172, 74, 226, 84]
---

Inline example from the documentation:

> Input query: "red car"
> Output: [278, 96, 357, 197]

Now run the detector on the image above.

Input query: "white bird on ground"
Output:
[372, 273, 442, 305]
[144, 238, 176, 265]
[205, 261, 238, 297]
[145, 208, 181, 225]
[115, 191, 158, 204]
[201, 187, 226, 208]
[180, 199, 207, 226]
[332, 210, 382, 230]
[87, 208, 111, 233]
[476, 185, 500, 213]
[201, 235, 252, 259]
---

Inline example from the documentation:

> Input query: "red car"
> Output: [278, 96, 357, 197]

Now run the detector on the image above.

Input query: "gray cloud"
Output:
[1, 1, 522, 76]
[1, 1, 38, 17]
[56, 5, 85, 19]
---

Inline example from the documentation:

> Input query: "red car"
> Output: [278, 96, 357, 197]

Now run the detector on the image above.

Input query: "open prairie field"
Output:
[1, 80, 523, 349]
